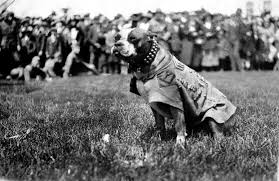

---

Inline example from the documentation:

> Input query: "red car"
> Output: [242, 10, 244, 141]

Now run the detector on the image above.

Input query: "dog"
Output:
[111, 28, 236, 147]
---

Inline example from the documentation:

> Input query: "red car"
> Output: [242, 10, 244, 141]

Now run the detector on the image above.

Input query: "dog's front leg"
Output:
[170, 107, 187, 147]
[139, 108, 166, 141]
[151, 108, 166, 140]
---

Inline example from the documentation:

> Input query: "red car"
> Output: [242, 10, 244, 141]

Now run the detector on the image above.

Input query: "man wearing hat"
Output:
[76, 13, 100, 69]
[223, 9, 246, 71]
[43, 28, 63, 77]
[0, 11, 20, 78]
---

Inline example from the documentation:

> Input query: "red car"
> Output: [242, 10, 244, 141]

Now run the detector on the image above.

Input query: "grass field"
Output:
[0, 72, 278, 181]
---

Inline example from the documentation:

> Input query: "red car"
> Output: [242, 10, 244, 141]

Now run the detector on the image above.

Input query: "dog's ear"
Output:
[136, 31, 154, 49]
[147, 31, 158, 41]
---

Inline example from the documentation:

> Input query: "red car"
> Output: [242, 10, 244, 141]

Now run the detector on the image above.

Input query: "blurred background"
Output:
[1, 0, 279, 81]
[7, 0, 279, 18]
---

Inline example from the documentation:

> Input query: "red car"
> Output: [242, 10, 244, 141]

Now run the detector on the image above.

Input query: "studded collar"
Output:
[129, 40, 160, 73]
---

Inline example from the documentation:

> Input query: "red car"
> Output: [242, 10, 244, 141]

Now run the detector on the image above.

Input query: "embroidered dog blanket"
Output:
[134, 48, 236, 124]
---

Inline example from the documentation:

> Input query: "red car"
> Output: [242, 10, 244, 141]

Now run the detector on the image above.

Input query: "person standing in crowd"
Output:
[19, 25, 37, 67]
[169, 32, 182, 59]
[69, 18, 79, 44]
[43, 28, 62, 78]
[62, 43, 80, 78]
[34, 20, 48, 66]
[86, 15, 101, 68]
[274, 21, 279, 70]
[7, 24, 37, 80]
[178, 21, 195, 69]
[0, 12, 20, 78]
[275, 20, 279, 41]
[168, 15, 182, 59]
[218, 29, 232, 71]
[252, 14, 270, 69]
[274, 41, 279, 70]
[137, 13, 151, 31]
[100, 23, 116, 73]
[201, 14, 220, 71]
[189, 16, 204, 71]
[148, 9, 170, 50]
[102, 23, 121, 73]
[76, 14, 100, 69]
[56, 20, 72, 66]
[223, 9, 246, 71]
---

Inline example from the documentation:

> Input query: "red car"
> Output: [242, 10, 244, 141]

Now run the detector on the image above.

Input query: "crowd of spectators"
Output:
[1, 8, 279, 81]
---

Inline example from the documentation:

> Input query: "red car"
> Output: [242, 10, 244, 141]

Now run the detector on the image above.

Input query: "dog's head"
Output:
[111, 28, 157, 63]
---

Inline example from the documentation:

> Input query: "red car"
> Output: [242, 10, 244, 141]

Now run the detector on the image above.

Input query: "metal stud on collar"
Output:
[142, 40, 160, 66]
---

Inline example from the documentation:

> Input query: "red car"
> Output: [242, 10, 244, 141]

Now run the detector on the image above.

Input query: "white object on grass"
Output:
[102, 134, 110, 143]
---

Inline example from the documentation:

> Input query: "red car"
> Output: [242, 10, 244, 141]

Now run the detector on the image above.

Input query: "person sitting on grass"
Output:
[8, 67, 24, 80]
[43, 52, 63, 80]
[63, 42, 99, 79]
[23, 56, 46, 81]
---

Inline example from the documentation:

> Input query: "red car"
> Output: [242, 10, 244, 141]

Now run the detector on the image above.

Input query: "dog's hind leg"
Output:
[207, 118, 224, 139]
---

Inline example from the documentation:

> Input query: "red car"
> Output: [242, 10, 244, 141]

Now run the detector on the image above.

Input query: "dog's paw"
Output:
[139, 127, 155, 142]
[213, 131, 224, 141]
[175, 134, 186, 149]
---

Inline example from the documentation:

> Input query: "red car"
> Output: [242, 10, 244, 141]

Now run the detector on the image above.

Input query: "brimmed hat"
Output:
[50, 27, 57, 33]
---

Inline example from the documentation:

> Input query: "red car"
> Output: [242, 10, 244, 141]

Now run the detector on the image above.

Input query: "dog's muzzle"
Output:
[111, 41, 126, 55]
[111, 42, 135, 57]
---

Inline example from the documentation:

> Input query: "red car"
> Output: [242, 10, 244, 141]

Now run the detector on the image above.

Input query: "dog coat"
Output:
[134, 48, 236, 125]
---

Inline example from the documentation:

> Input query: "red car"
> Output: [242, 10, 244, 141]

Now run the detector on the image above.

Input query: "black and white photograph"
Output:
[0, 0, 278, 180]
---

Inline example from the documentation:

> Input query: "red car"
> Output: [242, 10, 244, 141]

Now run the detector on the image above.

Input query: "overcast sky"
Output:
[7, 0, 279, 18]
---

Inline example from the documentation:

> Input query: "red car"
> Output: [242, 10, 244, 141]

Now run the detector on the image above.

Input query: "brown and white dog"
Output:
[111, 28, 236, 147]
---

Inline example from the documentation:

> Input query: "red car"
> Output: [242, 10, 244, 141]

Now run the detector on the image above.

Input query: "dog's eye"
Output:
[114, 34, 121, 42]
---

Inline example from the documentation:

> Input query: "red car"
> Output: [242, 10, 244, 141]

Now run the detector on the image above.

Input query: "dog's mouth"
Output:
[119, 49, 133, 57]
[112, 45, 136, 58]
